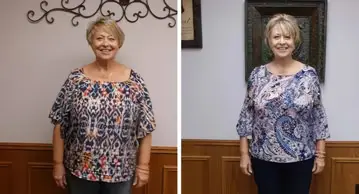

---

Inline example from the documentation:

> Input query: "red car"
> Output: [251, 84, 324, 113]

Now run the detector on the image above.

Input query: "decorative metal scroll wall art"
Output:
[27, 0, 178, 28]
[244, 0, 328, 83]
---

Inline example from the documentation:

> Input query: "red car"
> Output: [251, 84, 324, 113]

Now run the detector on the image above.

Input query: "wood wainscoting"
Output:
[182, 139, 359, 194]
[0, 143, 177, 194]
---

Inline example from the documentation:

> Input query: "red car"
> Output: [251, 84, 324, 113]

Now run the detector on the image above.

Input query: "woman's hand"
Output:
[133, 164, 150, 188]
[53, 163, 66, 189]
[312, 157, 325, 174]
[240, 154, 253, 176]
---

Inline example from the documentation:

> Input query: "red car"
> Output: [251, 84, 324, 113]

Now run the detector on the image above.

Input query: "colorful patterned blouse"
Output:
[236, 64, 330, 163]
[49, 68, 156, 182]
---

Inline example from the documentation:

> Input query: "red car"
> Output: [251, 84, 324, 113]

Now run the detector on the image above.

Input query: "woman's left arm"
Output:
[315, 139, 326, 157]
[138, 134, 152, 168]
[311, 73, 330, 143]
[134, 77, 156, 187]
[310, 71, 330, 174]
[134, 135, 152, 188]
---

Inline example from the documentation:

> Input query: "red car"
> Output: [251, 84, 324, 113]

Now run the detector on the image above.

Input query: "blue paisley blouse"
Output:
[236, 64, 330, 163]
[49, 68, 156, 182]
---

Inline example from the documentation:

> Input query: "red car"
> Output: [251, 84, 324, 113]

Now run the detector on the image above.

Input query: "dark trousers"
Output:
[251, 157, 315, 194]
[65, 170, 134, 194]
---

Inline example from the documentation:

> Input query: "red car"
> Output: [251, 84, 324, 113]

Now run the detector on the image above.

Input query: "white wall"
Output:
[0, 0, 177, 146]
[182, 0, 359, 140]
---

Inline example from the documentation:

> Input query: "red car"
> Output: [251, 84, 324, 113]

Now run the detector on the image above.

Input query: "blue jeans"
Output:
[65, 170, 134, 194]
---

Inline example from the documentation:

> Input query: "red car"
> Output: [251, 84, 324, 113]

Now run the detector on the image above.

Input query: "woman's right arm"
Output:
[52, 124, 67, 189]
[236, 68, 257, 142]
[52, 124, 64, 165]
[49, 73, 74, 189]
[236, 68, 258, 175]
[50, 73, 74, 165]
[239, 136, 252, 175]
[240, 137, 250, 156]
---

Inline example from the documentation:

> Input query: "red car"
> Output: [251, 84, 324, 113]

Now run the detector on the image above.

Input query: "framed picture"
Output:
[181, 0, 203, 48]
[244, 0, 328, 82]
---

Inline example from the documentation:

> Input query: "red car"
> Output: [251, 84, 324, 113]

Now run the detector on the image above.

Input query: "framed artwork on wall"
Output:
[244, 0, 328, 83]
[181, 0, 203, 48]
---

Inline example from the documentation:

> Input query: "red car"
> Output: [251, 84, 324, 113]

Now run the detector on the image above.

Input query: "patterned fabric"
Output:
[49, 68, 156, 182]
[236, 64, 330, 163]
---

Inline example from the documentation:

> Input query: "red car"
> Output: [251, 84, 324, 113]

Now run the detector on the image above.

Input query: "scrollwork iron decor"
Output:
[27, 0, 177, 28]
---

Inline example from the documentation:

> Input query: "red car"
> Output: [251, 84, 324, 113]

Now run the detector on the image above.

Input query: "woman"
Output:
[236, 14, 330, 194]
[49, 16, 156, 194]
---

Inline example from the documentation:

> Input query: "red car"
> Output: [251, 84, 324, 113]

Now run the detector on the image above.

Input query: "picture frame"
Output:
[244, 0, 328, 82]
[181, 0, 203, 48]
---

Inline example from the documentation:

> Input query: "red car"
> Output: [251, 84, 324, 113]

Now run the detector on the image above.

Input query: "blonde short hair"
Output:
[264, 14, 301, 47]
[86, 16, 125, 48]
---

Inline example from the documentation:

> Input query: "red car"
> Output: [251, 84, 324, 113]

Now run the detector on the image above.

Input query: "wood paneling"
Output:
[0, 143, 177, 194]
[182, 156, 210, 194]
[0, 162, 12, 194]
[330, 158, 359, 194]
[162, 165, 177, 194]
[182, 139, 359, 194]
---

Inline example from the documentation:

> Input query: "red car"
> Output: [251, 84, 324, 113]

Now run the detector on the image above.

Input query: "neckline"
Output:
[78, 68, 133, 84]
[264, 63, 306, 77]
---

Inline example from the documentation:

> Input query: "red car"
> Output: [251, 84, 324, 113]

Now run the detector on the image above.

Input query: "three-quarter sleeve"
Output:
[236, 68, 257, 138]
[48, 75, 74, 139]
[310, 73, 330, 140]
[136, 77, 156, 139]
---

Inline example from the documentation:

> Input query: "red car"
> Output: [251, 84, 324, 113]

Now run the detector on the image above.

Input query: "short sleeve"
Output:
[136, 77, 156, 139]
[236, 68, 257, 138]
[48, 75, 74, 139]
[310, 72, 330, 140]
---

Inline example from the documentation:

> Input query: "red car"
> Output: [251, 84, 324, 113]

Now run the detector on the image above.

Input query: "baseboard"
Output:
[0, 143, 177, 194]
[182, 139, 359, 194]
